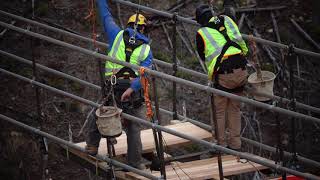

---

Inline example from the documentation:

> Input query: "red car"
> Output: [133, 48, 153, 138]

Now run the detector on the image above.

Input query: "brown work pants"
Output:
[214, 68, 248, 149]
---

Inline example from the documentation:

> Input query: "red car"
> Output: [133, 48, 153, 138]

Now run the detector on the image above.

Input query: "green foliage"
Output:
[47, 77, 65, 89]
[70, 82, 83, 92]
[153, 52, 172, 63]
[36, 2, 49, 16]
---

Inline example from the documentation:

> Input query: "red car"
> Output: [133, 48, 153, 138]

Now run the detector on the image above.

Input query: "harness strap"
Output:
[207, 16, 245, 92]
[123, 30, 144, 63]
[208, 16, 242, 76]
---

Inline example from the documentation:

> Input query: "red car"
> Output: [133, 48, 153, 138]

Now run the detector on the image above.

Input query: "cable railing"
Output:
[1, 10, 319, 114]
[1, 49, 319, 168]
[1, 68, 319, 180]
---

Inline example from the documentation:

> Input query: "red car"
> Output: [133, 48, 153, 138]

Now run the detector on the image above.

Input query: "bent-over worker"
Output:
[195, 4, 248, 151]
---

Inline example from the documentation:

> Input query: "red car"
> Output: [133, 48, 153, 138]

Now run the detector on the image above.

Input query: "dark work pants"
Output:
[85, 105, 146, 168]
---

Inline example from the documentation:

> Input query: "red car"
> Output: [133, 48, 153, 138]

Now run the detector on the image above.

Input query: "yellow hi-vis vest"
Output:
[106, 30, 151, 76]
[197, 15, 248, 80]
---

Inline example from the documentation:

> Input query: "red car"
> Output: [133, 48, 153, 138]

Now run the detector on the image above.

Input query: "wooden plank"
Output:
[76, 122, 212, 156]
[126, 155, 271, 180]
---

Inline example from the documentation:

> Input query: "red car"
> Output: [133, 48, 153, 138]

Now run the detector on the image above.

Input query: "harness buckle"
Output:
[129, 36, 136, 44]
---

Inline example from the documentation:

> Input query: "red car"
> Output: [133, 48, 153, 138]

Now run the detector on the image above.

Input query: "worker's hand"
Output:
[121, 88, 134, 102]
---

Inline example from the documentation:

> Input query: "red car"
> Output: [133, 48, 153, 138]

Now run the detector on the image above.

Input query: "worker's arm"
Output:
[224, 16, 248, 55]
[196, 32, 206, 61]
[97, 0, 121, 47]
[121, 52, 153, 102]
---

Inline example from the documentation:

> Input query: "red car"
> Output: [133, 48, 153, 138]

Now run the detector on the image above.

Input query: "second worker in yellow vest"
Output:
[195, 4, 248, 151]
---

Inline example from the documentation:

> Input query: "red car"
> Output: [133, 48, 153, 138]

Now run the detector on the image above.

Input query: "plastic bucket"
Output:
[95, 106, 123, 137]
[248, 71, 276, 101]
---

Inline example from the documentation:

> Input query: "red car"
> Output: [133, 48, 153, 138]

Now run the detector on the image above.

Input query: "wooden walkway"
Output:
[71, 122, 271, 179]
[76, 122, 212, 156]
[126, 155, 270, 180]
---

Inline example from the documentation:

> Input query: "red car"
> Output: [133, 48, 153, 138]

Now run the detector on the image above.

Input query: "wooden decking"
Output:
[126, 155, 271, 180]
[76, 122, 212, 156]
[70, 122, 271, 179]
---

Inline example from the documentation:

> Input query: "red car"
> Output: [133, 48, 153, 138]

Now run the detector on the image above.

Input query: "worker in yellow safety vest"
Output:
[85, 0, 153, 170]
[195, 4, 248, 151]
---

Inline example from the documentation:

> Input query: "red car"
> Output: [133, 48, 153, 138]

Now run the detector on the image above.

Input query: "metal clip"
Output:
[129, 36, 136, 44]
[110, 75, 117, 85]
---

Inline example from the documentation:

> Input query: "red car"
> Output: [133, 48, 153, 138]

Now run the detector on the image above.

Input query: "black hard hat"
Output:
[195, 4, 213, 25]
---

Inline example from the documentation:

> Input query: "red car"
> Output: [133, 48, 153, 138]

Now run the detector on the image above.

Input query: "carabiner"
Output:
[111, 74, 117, 85]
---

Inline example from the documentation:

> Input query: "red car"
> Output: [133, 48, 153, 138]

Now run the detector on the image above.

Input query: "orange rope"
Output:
[85, 0, 97, 48]
[139, 67, 153, 120]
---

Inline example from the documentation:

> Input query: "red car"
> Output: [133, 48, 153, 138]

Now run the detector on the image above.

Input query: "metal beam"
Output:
[2, 50, 318, 168]
[1, 11, 320, 114]
[112, 0, 320, 59]
[0, 21, 319, 124]
[0, 50, 101, 90]
[0, 114, 159, 180]
[235, 6, 287, 13]
[0, 68, 319, 180]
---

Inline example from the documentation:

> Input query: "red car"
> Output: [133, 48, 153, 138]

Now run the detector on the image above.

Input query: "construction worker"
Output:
[85, 0, 153, 170]
[195, 4, 248, 151]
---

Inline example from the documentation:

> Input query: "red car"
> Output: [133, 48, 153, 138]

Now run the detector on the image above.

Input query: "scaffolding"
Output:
[1, 2, 320, 179]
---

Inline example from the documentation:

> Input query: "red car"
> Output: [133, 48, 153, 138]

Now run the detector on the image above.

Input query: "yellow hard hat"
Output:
[127, 14, 147, 26]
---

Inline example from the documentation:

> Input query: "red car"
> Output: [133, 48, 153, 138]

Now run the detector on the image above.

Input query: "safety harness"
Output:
[104, 30, 145, 113]
[123, 30, 145, 62]
[207, 16, 246, 93]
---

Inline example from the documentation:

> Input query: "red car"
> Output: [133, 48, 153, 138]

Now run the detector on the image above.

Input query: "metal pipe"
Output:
[172, 13, 178, 120]
[2, 49, 319, 115]
[4, 47, 317, 168]
[0, 114, 159, 180]
[0, 10, 107, 48]
[3, 51, 317, 168]
[0, 12, 319, 113]
[2, 6, 320, 59]
[290, 19, 320, 50]
[1, 68, 319, 180]
[241, 137, 320, 168]
[1, 21, 319, 124]
[0, 50, 101, 90]
[235, 6, 287, 13]
[151, 76, 166, 179]
[111, 0, 320, 59]
[210, 93, 224, 180]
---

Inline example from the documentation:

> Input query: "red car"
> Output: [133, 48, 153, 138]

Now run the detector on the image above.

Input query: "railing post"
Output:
[209, 92, 224, 180]
[172, 13, 178, 120]
[151, 75, 167, 179]
[287, 44, 298, 167]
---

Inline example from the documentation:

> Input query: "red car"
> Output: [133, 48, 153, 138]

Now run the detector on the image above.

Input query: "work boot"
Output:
[135, 163, 146, 170]
[85, 145, 98, 156]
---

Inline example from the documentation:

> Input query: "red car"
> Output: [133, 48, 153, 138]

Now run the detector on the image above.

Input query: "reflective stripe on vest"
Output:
[106, 30, 150, 76]
[201, 28, 222, 63]
[198, 16, 243, 79]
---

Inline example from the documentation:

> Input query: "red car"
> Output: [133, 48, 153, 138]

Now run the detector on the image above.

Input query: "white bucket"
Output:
[96, 106, 123, 137]
[248, 71, 276, 101]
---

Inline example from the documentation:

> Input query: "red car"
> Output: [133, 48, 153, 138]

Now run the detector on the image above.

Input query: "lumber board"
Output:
[76, 122, 212, 156]
[126, 155, 271, 180]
